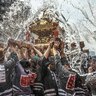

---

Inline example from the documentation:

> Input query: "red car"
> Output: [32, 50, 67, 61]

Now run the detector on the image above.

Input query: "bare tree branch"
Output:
[71, 3, 96, 27]
[86, 0, 95, 21]
[81, 22, 93, 35]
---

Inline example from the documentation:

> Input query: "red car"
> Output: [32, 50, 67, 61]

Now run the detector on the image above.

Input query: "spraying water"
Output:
[0, 0, 96, 73]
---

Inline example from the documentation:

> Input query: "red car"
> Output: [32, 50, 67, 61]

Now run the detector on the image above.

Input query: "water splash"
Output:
[0, 0, 31, 42]
[0, 0, 96, 73]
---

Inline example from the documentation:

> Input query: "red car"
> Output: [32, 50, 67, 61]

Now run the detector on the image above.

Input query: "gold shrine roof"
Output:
[29, 18, 58, 36]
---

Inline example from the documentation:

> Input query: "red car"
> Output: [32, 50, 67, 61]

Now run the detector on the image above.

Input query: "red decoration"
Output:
[20, 75, 30, 87]
[29, 73, 37, 85]
[66, 74, 76, 90]
[20, 73, 37, 87]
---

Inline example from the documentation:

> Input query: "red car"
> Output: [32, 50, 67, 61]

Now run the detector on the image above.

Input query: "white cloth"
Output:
[0, 65, 6, 83]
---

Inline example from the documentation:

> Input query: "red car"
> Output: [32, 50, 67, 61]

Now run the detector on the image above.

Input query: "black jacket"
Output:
[13, 61, 35, 96]
[0, 52, 18, 96]
[54, 54, 86, 96]
[41, 57, 67, 96]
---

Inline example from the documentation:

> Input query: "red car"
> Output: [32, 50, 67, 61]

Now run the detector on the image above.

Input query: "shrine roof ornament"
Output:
[29, 8, 59, 36]
[29, 18, 59, 34]
[28, 8, 63, 44]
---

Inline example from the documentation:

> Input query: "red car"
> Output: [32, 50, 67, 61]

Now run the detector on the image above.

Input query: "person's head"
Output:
[64, 63, 70, 70]
[30, 56, 41, 71]
[91, 57, 96, 71]
[20, 59, 31, 72]
[48, 56, 56, 71]
[0, 48, 4, 63]
[54, 38, 61, 49]
[61, 57, 70, 70]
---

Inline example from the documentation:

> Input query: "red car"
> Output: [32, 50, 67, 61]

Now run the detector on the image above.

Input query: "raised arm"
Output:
[32, 44, 43, 57]
[44, 41, 54, 59]
[6, 44, 18, 68]
[53, 47, 69, 75]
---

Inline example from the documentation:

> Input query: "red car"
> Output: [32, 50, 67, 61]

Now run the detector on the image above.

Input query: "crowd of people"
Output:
[0, 37, 96, 96]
